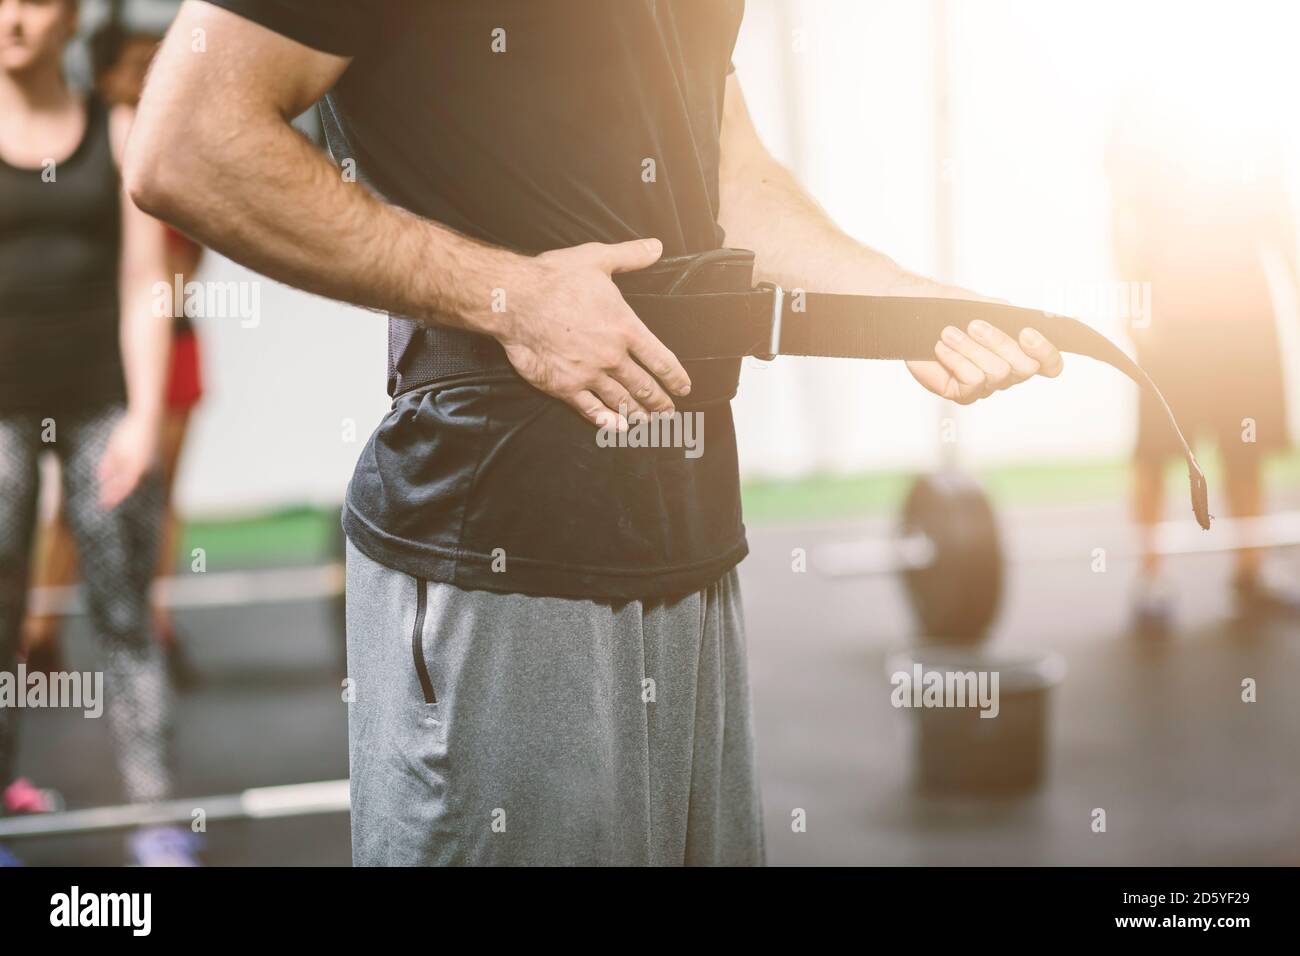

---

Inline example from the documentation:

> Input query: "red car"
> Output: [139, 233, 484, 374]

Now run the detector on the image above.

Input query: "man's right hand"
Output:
[495, 238, 693, 430]
[127, 4, 689, 433]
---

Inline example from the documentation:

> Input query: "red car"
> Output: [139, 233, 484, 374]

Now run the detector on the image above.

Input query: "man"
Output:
[126, 0, 1063, 865]
[1108, 73, 1299, 634]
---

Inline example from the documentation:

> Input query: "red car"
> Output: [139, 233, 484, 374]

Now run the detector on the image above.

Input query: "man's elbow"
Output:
[123, 123, 190, 224]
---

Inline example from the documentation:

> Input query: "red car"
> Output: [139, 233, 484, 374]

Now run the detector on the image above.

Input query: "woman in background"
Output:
[21, 13, 204, 688]
[0, 0, 197, 865]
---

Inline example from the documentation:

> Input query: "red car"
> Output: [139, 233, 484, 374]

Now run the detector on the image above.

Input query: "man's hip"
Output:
[343, 536, 764, 865]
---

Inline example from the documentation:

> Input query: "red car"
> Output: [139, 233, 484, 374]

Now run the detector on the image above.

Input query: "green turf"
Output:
[178, 505, 342, 570]
[739, 461, 1127, 526]
[178, 449, 1300, 565]
[743, 449, 1299, 525]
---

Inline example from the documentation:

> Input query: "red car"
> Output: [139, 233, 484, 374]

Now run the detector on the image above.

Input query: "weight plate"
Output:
[899, 472, 1004, 643]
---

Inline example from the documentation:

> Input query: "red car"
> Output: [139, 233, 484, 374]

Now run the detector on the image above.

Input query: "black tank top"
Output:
[0, 96, 126, 413]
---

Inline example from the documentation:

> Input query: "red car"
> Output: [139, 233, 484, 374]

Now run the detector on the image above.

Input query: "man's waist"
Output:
[386, 248, 758, 405]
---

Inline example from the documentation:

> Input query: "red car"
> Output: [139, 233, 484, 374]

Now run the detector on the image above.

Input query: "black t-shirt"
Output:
[210, 0, 749, 600]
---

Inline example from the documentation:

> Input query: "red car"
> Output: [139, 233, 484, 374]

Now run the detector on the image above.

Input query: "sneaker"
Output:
[0, 844, 24, 867]
[1133, 576, 1175, 637]
[128, 825, 204, 867]
[2, 777, 63, 815]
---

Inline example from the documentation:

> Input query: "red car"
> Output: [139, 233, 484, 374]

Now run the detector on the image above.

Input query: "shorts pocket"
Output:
[410, 575, 438, 706]
[398, 577, 447, 784]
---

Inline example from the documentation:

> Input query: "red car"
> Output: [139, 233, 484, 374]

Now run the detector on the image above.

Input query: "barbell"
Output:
[817, 471, 1300, 642]
[0, 779, 350, 840]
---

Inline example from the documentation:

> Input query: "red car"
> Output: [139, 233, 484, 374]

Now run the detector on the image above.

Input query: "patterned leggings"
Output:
[0, 404, 174, 805]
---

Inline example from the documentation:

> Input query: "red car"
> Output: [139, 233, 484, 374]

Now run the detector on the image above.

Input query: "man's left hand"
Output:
[907, 320, 1064, 404]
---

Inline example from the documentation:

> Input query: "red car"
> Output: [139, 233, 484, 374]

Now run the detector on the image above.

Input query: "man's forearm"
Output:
[126, 105, 525, 336]
[719, 156, 965, 298]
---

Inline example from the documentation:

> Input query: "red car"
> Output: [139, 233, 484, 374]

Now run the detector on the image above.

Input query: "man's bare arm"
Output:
[126, 1, 691, 428]
[717, 73, 1062, 403]
[717, 78, 939, 298]
[126, 2, 514, 331]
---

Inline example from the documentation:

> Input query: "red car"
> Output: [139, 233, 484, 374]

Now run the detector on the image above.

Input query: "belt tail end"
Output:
[1188, 463, 1211, 530]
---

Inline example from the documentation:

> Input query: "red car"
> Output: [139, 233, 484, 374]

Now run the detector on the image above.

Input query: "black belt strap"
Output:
[627, 285, 1210, 530]
[389, 254, 1209, 530]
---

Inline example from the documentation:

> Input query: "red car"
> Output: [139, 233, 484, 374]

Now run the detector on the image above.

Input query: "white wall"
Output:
[732, 0, 1300, 480]
[174, 264, 391, 514]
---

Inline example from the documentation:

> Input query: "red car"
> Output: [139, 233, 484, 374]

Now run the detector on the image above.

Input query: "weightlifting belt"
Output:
[389, 247, 1211, 529]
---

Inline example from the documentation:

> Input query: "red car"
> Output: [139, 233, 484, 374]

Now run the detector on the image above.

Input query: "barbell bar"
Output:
[0, 778, 350, 840]
[26, 562, 345, 617]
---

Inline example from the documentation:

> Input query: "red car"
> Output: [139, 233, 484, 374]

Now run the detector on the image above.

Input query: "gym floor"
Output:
[12, 479, 1300, 866]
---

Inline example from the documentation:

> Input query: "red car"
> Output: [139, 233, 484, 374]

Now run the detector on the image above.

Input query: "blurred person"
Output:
[1109, 67, 1299, 635]
[127, 1, 1062, 865]
[0, 0, 198, 865]
[21, 9, 205, 689]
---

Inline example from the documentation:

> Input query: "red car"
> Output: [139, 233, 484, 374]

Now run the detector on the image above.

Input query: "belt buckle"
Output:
[754, 282, 784, 361]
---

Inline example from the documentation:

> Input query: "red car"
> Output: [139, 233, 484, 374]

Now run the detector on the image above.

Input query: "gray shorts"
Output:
[343, 538, 765, 865]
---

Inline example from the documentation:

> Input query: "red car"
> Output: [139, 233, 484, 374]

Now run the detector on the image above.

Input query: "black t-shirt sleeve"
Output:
[203, 0, 368, 57]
